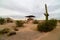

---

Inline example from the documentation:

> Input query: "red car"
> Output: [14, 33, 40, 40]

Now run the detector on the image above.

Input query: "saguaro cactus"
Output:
[44, 4, 49, 21]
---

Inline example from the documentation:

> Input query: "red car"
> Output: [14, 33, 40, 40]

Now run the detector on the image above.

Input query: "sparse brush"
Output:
[14, 27, 18, 31]
[6, 18, 13, 23]
[0, 17, 5, 25]
[7, 31, 16, 36]
[37, 19, 57, 32]
[16, 20, 24, 27]
[58, 20, 60, 23]
[33, 20, 39, 24]
[0, 28, 10, 34]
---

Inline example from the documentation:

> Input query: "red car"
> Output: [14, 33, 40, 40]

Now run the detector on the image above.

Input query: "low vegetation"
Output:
[14, 27, 19, 31]
[0, 28, 10, 34]
[58, 20, 60, 23]
[7, 31, 16, 36]
[0, 17, 5, 25]
[37, 19, 57, 32]
[16, 20, 24, 27]
[6, 18, 13, 23]
[0, 28, 16, 37]
[33, 20, 39, 24]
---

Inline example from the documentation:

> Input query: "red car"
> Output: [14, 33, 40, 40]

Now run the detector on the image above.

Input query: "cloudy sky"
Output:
[0, 0, 60, 20]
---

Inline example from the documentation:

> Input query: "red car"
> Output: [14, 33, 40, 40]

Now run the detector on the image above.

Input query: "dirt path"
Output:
[1, 22, 60, 40]
[1, 23, 47, 40]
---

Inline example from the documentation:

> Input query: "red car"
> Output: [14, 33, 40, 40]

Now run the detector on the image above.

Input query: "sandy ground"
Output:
[40, 22, 60, 40]
[0, 22, 60, 40]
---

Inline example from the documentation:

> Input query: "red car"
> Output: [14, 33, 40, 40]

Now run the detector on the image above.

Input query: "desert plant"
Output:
[7, 31, 16, 36]
[0, 18, 5, 25]
[37, 19, 57, 32]
[6, 18, 13, 23]
[16, 20, 24, 27]
[14, 27, 18, 31]
[48, 19, 57, 27]
[33, 20, 39, 24]
[58, 20, 60, 23]
[0, 28, 10, 34]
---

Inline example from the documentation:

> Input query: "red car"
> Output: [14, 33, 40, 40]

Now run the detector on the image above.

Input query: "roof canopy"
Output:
[25, 15, 35, 18]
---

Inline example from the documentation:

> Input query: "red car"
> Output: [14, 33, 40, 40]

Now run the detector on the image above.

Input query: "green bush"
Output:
[0, 18, 5, 25]
[33, 20, 39, 24]
[37, 19, 57, 32]
[16, 20, 24, 27]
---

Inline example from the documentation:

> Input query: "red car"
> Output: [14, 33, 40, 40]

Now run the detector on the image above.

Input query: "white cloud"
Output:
[0, 8, 26, 16]
[0, 0, 60, 20]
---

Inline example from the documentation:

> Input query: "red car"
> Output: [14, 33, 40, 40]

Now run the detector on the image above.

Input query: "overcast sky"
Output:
[0, 0, 60, 20]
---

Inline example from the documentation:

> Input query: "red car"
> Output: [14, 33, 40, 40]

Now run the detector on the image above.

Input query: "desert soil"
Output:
[0, 22, 60, 40]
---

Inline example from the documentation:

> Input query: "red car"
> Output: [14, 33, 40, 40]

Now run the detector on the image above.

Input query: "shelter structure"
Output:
[25, 15, 35, 23]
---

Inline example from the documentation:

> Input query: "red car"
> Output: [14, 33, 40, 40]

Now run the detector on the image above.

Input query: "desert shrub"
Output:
[0, 18, 5, 25]
[6, 18, 13, 23]
[33, 20, 39, 24]
[48, 19, 57, 27]
[16, 20, 24, 27]
[58, 20, 60, 23]
[0, 28, 10, 34]
[7, 31, 16, 36]
[14, 27, 18, 31]
[37, 19, 57, 32]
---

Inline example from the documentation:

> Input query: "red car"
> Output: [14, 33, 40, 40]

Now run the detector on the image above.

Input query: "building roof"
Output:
[25, 15, 35, 17]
